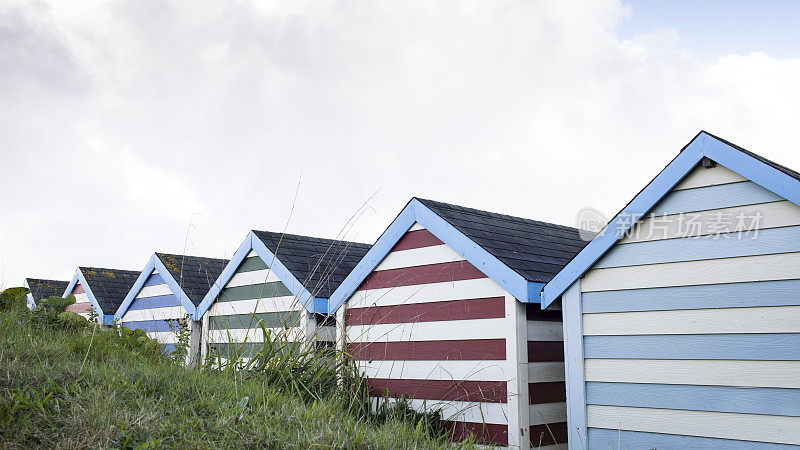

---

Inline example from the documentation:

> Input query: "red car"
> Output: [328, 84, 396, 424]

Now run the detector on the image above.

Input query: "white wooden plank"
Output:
[145, 331, 178, 344]
[358, 359, 511, 382]
[225, 269, 282, 288]
[207, 327, 304, 343]
[346, 317, 507, 343]
[621, 200, 800, 244]
[408, 222, 425, 231]
[583, 305, 800, 336]
[528, 362, 566, 383]
[348, 277, 506, 309]
[374, 244, 464, 272]
[122, 306, 185, 322]
[587, 405, 800, 445]
[73, 293, 89, 303]
[585, 359, 800, 388]
[246, 249, 257, 257]
[582, 252, 800, 292]
[526, 321, 564, 341]
[208, 296, 302, 317]
[136, 283, 173, 298]
[529, 402, 567, 426]
[673, 165, 747, 191]
[402, 398, 509, 425]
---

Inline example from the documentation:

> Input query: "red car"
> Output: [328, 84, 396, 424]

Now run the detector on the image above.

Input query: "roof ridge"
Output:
[251, 229, 372, 247]
[155, 252, 230, 263]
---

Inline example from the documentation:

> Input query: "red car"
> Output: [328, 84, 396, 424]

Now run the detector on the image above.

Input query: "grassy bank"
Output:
[0, 305, 466, 448]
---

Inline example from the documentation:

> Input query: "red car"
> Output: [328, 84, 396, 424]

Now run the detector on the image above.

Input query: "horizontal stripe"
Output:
[208, 296, 302, 316]
[581, 279, 800, 313]
[127, 294, 180, 311]
[528, 361, 566, 383]
[225, 269, 281, 288]
[584, 334, 800, 360]
[526, 341, 564, 362]
[346, 317, 507, 343]
[207, 327, 302, 343]
[588, 428, 798, 450]
[135, 283, 172, 299]
[209, 311, 301, 330]
[65, 302, 92, 314]
[525, 321, 563, 341]
[587, 404, 800, 445]
[391, 229, 443, 251]
[348, 277, 505, 309]
[585, 359, 800, 388]
[366, 378, 507, 403]
[143, 272, 164, 287]
[528, 381, 566, 404]
[525, 306, 563, 321]
[73, 293, 89, 303]
[122, 319, 182, 333]
[358, 359, 510, 381]
[587, 382, 800, 417]
[143, 331, 178, 344]
[346, 296, 505, 326]
[408, 222, 425, 232]
[595, 225, 800, 269]
[673, 165, 747, 190]
[348, 339, 506, 361]
[529, 402, 567, 426]
[623, 200, 800, 243]
[651, 180, 782, 216]
[218, 281, 293, 302]
[446, 421, 507, 446]
[71, 284, 85, 294]
[529, 422, 568, 447]
[375, 244, 464, 272]
[121, 306, 185, 323]
[402, 398, 508, 425]
[207, 342, 267, 358]
[359, 260, 487, 290]
[582, 252, 800, 292]
[162, 343, 176, 354]
[583, 305, 800, 336]
[236, 255, 268, 273]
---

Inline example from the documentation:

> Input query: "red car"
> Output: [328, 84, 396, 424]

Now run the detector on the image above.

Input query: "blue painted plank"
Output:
[162, 344, 175, 355]
[594, 225, 800, 269]
[650, 181, 782, 216]
[584, 334, 800, 360]
[143, 272, 164, 287]
[127, 294, 181, 311]
[586, 382, 800, 417]
[582, 280, 800, 313]
[588, 428, 797, 449]
[122, 319, 179, 333]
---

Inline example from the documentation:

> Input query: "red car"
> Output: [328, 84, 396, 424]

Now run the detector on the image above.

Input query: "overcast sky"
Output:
[2, 0, 800, 288]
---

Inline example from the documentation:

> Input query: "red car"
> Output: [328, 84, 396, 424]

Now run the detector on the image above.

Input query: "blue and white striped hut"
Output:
[541, 131, 800, 449]
[115, 253, 228, 364]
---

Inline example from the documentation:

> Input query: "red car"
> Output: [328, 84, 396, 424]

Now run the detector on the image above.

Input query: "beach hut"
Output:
[115, 253, 228, 363]
[24, 278, 68, 310]
[329, 198, 588, 448]
[540, 131, 800, 449]
[196, 230, 370, 362]
[63, 267, 139, 324]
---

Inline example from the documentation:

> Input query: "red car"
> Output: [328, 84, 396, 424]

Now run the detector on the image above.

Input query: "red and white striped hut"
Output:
[329, 198, 589, 448]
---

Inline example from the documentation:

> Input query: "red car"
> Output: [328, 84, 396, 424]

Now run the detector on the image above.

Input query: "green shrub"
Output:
[57, 311, 88, 328]
[0, 287, 29, 312]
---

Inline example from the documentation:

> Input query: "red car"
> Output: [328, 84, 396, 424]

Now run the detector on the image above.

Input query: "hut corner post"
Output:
[507, 294, 531, 449]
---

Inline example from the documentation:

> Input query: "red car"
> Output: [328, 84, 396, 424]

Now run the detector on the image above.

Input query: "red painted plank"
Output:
[348, 339, 506, 361]
[525, 304, 563, 322]
[527, 341, 565, 362]
[391, 229, 443, 251]
[71, 283, 85, 295]
[529, 422, 568, 446]
[367, 378, 507, 403]
[446, 421, 508, 446]
[346, 296, 505, 326]
[360, 261, 487, 291]
[528, 381, 567, 404]
[65, 302, 91, 314]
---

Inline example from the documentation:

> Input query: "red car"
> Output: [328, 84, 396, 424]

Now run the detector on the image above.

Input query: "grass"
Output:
[0, 306, 471, 448]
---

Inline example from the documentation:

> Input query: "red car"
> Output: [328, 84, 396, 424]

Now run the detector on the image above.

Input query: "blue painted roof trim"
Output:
[327, 198, 533, 313]
[194, 231, 322, 321]
[116, 254, 202, 321]
[63, 268, 114, 326]
[541, 131, 800, 308]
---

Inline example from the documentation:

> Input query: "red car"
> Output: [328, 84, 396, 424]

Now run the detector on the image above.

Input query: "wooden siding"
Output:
[121, 271, 189, 351]
[66, 283, 94, 319]
[580, 163, 800, 449]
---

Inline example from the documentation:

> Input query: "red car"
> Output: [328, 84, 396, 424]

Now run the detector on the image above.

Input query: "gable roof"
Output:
[25, 278, 69, 302]
[541, 131, 800, 308]
[328, 197, 590, 312]
[63, 267, 139, 324]
[155, 253, 229, 307]
[195, 231, 371, 320]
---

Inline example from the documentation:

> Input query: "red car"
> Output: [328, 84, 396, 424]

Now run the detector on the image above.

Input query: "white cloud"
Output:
[1, 0, 798, 288]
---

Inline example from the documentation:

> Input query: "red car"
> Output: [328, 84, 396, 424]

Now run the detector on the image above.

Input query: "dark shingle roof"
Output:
[155, 254, 229, 307]
[416, 198, 591, 283]
[252, 231, 371, 298]
[26, 278, 69, 301]
[700, 130, 800, 182]
[79, 268, 140, 315]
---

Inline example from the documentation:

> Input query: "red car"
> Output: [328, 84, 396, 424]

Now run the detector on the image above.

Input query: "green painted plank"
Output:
[237, 256, 268, 273]
[218, 281, 292, 302]
[209, 311, 301, 330]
